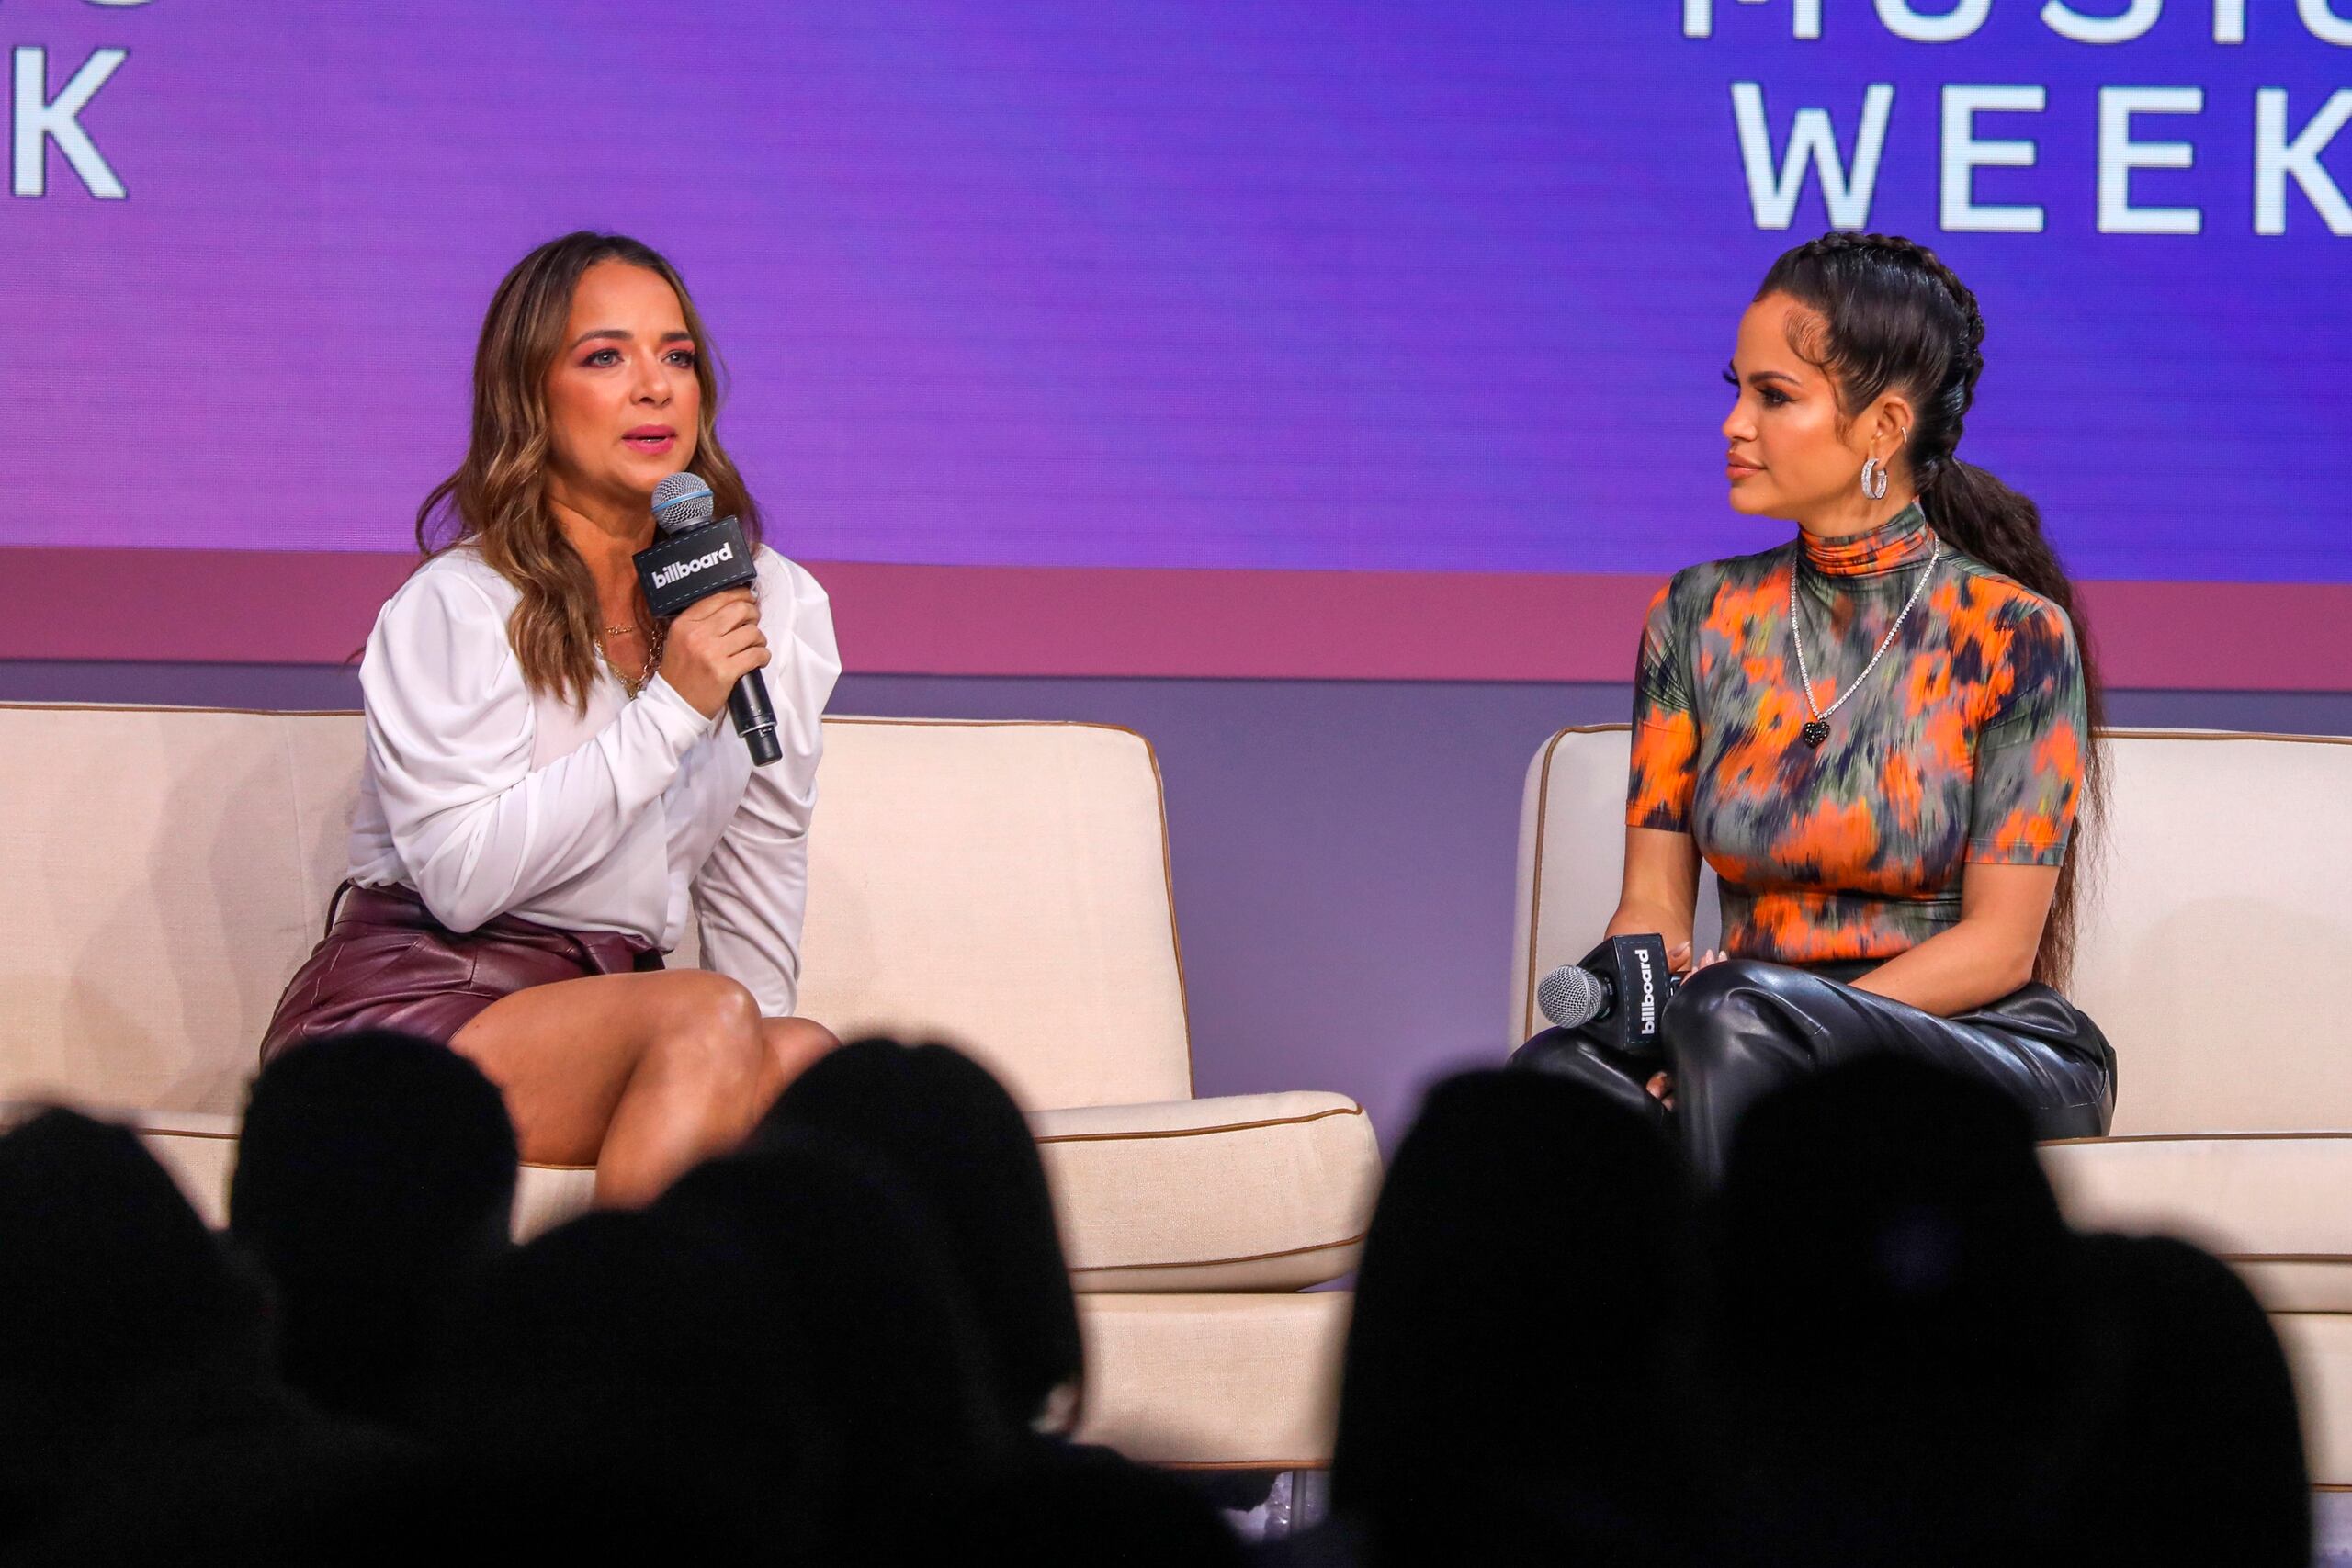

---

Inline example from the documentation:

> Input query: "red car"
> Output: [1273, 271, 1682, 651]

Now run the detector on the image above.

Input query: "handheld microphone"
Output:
[638, 472, 781, 767]
[1535, 933, 1679, 1055]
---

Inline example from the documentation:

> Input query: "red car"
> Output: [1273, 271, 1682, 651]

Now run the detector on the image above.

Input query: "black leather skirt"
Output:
[1512, 959, 2114, 1183]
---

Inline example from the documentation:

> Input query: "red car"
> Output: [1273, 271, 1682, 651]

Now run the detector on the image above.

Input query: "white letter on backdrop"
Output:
[1686, 0, 1825, 39]
[1941, 85, 2047, 232]
[2215, 0, 2247, 41]
[2098, 87, 2204, 233]
[2044, 0, 2164, 43]
[1733, 82, 1895, 229]
[2256, 88, 2352, 233]
[1877, 0, 1994, 42]
[2300, 0, 2352, 45]
[12, 47, 128, 199]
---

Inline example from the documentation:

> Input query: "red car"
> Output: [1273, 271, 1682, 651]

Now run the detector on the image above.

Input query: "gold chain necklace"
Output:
[598, 622, 666, 700]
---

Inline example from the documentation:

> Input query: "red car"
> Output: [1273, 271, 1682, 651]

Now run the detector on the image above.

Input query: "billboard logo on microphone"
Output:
[650, 541, 735, 589]
[1634, 943, 1658, 1033]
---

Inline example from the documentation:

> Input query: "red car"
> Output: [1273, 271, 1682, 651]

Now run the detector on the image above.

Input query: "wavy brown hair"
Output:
[1759, 231, 2104, 988]
[417, 232, 762, 709]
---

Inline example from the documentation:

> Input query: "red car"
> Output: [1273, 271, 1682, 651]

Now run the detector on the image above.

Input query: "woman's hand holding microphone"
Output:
[659, 588, 769, 719]
[1645, 942, 1726, 1108]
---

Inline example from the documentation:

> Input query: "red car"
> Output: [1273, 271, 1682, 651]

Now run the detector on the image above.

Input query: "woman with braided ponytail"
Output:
[1518, 232, 2115, 1180]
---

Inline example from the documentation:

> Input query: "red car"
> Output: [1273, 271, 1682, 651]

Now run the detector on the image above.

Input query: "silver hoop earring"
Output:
[1860, 457, 1889, 501]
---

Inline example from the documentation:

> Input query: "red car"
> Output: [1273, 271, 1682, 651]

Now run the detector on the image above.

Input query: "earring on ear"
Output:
[1859, 423, 1906, 502]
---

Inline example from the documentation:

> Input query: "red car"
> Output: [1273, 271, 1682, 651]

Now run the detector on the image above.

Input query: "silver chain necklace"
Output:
[1789, 543, 1940, 750]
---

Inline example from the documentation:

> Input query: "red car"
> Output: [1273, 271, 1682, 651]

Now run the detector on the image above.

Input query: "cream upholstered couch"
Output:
[1511, 724, 2352, 1483]
[0, 703, 1380, 1470]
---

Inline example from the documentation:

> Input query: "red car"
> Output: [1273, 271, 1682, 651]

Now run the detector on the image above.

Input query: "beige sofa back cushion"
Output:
[1513, 725, 2352, 1136]
[0, 705, 1192, 1120]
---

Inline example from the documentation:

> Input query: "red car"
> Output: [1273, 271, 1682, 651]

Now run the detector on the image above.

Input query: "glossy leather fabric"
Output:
[258, 883, 662, 1064]
[1512, 959, 2114, 1184]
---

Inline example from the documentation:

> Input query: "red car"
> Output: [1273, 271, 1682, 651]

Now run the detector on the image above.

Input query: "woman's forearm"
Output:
[1606, 901, 1694, 951]
[1849, 918, 2036, 1017]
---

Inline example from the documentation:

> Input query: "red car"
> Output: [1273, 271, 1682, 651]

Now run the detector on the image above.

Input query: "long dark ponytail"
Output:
[1758, 232, 2105, 988]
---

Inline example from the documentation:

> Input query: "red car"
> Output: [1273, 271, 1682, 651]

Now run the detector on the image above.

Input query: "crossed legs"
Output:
[452, 969, 839, 1207]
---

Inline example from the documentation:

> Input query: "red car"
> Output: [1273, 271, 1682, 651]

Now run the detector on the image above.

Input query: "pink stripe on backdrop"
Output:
[0, 547, 2345, 690]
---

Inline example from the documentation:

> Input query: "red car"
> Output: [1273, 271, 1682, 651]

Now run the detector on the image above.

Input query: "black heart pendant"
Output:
[1801, 719, 1832, 749]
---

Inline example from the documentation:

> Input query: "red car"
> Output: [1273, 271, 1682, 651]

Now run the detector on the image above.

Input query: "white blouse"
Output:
[345, 542, 840, 1018]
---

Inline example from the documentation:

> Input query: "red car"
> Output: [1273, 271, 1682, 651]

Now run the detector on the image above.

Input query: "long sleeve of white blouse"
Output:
[688, 557, 841, 1017]
[359, 564, 717, 935]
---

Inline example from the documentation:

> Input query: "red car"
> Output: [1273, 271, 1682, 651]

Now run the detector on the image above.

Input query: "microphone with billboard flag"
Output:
[1534, 933, 1679, 1055]
[638, 472, 780, 766]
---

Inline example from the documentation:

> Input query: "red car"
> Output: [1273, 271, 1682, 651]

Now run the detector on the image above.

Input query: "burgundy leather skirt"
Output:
[258, 884, 662, 1065]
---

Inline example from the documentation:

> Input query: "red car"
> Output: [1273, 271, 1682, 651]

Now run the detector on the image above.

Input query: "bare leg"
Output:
[759, 1015, 842, 1100]
[451, 969, 835, 1207]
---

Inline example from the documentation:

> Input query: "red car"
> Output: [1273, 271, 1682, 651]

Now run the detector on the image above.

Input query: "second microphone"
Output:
[1534, 932, 1680, 1055]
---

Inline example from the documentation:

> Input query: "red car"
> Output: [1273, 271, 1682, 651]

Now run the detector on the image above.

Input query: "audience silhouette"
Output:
[1306, 1069, 1699, 1567]
[0, 1032, 2319, 1562]
[0, 1107, 397, 1559]
[230, 1028, 517, 1424]
[758, 1037, 1084, 1430]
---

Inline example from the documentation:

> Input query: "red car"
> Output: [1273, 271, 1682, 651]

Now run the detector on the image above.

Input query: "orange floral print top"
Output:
[1627, 502, 2086, 964]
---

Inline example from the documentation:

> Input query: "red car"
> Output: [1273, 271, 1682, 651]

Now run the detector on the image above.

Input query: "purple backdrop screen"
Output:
[3, 2, 2347, 581]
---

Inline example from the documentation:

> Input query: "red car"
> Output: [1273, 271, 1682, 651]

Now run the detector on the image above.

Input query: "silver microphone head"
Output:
[1536, 963, 1609, 1030]
[651, 471, 716, 534]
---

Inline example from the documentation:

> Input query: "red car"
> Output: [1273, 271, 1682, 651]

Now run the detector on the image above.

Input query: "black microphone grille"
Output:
[651, 471, 716, 533]
[1536, 964, 1609, 1030]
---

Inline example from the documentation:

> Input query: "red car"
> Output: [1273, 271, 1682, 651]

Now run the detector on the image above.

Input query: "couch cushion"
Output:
[1, 706, 1196, 1121]
[0, 705, 362, 1118]
[141, 1089, 1384, 1295]
[498, 1091, 1384, 1287]
[2042, 1134, 2352, 1312]
[141, 1122, 594, 1245]
[1035, 1092, 1379, 1292]
[796, 718, 1193, 1111]
[2270, 1312, 2352, 1488]
[1073, 1292, 1351, 1468]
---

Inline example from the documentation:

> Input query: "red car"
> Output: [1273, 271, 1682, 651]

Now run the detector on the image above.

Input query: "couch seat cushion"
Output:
[2041, 1134, 2352, 1311]
[135, 1089, 1384, 1295]
[1035, 1091, 1379, 1293]
[1074, 1291, 1351, 1468]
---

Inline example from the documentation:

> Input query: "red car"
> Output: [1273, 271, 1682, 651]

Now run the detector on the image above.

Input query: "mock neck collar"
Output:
[1799, 502, 1935, 579]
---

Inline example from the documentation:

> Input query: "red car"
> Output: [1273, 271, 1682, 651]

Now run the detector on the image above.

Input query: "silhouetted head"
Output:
[1712, 1055, 2087, 1562]
[760, 1037, 1081, 1429]
[955, 1438, 1248, 1568]
[0, 1104, 280, 1543]
[423, 1205, 815, 1553]
[1716, 1054, 2073, 1382]
[1331, 1070, 1695, 1562]
[657, 1130, 1006, 1557]
[2063, 1233, 2309, 1564]
[0, 1107, 252, 1396]
[231, 1030, 517, 1420]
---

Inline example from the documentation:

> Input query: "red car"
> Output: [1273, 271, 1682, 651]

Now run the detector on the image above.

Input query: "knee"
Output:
[1662, 959, 1783, 1066]
[650, 974, 766, 1085]
[763, 1017, 841, 1082]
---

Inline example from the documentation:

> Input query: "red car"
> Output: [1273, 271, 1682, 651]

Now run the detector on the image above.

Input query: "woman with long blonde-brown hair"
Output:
[260, 232, 841, 1205]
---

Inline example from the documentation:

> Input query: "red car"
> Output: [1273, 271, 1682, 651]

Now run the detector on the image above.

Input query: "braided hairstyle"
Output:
[1758, 231, 2105, 988]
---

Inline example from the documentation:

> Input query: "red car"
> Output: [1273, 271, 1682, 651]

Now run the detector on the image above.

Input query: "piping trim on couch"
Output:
[1035, 1104, 1365, 1145]
[1070, 1233, 1368, 1274]
[1521, 723, 1637, 1042]
[2041, 1131, 2352, 1145]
